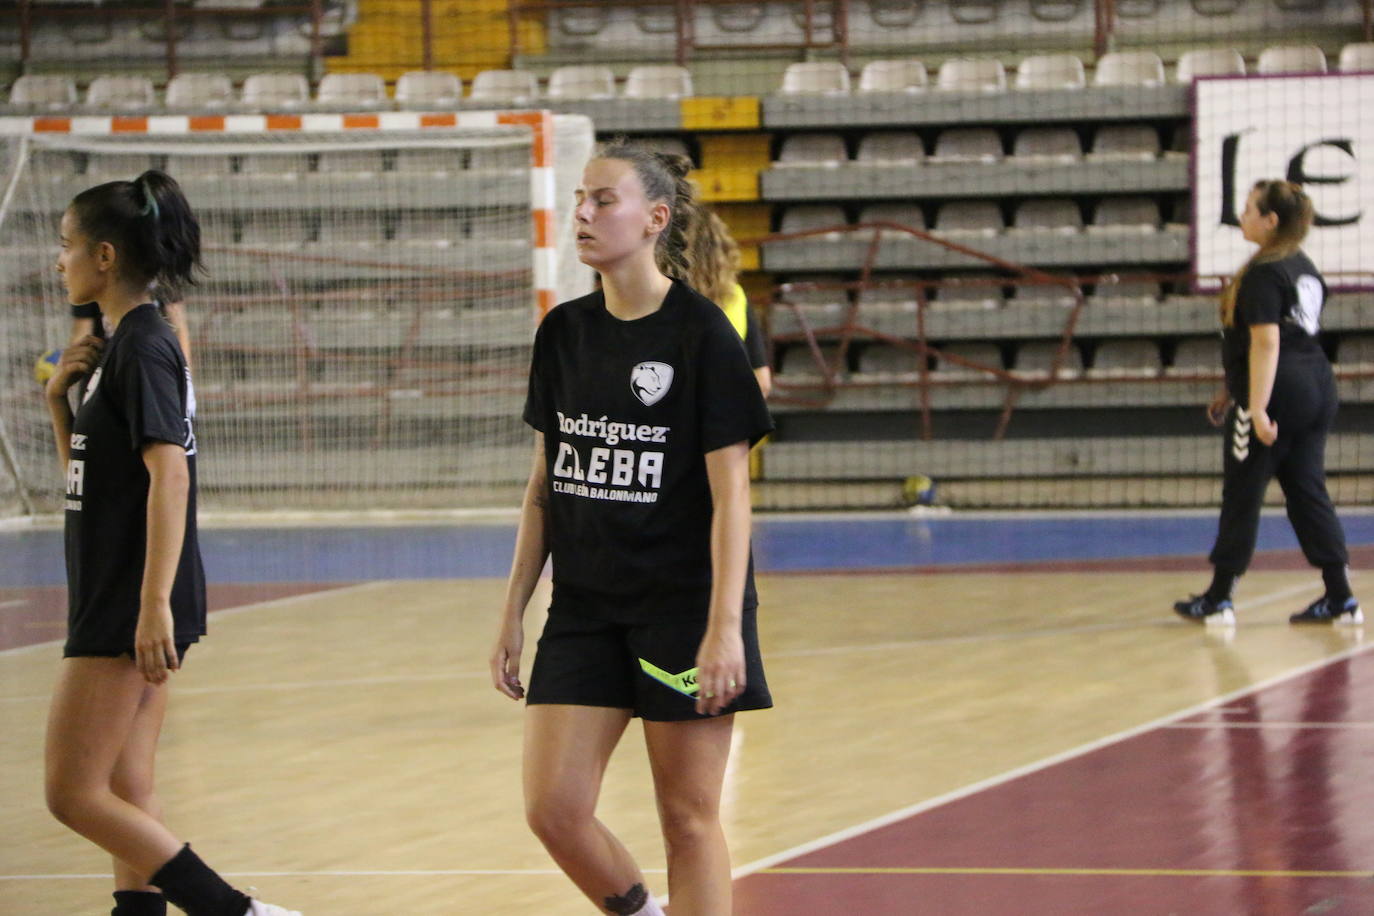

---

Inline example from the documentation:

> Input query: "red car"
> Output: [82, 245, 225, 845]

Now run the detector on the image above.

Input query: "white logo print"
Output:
[630, 361, 674, 407]
[1232, 405, 1251, 462]
[81, 366, 103, 404]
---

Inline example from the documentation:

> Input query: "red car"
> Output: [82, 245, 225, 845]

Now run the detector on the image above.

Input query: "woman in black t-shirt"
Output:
[1174, 180, 1360, 626]
[45, 171, 299, 916]
[490, 144, 773, 916]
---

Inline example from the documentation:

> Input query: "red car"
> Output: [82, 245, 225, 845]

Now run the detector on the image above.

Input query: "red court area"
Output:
[0, 583, 350, 653]
[734, 648, 1374, 915]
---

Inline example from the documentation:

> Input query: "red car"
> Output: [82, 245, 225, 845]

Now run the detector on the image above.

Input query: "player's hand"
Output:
[695, 625, 745, 717]
[1253, 410, 1278, 446]
[45, 335, 103, 400]
[490, 617, 525, 700]
[1206, 390, 1232, 428]
[134, 599, 179, 685]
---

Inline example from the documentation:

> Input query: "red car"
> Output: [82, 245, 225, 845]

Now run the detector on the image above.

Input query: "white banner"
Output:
[1193, 74, 1373, 290]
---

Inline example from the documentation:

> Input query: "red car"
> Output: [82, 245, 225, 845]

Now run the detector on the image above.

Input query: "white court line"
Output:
[730, 600, 1374, 881]
[0, 581, 385, 659]
[0, 599, 26, 610]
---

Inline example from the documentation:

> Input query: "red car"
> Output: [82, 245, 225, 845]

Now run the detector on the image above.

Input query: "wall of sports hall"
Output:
[3, 3, 1374, 914]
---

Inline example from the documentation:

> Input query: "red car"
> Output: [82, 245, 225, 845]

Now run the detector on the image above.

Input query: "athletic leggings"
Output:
[1208, 356, 1349, 574]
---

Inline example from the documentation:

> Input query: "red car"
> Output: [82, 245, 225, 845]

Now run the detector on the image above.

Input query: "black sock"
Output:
[1205, 568, 1239, 604]
[112, 890, 167, 916]
[1322, 565, 1353, 604]
[148, 845, 250, 916]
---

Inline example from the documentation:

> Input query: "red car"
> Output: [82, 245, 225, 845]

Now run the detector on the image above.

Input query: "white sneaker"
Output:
[245, 902, 302, 916]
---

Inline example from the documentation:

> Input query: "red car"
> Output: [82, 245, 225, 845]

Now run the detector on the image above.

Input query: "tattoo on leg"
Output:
[603, 882, 649, 914]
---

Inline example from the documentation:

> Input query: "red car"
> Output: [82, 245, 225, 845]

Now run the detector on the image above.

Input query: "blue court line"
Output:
[4, 513, 1373, 588]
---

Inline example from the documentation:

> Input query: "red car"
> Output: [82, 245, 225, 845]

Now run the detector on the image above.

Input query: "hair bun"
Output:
[653, 151, 693, 180]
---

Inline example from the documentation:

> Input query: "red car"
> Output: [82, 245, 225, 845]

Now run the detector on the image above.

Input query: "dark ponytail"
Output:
[596, 139, 704, 284]
[69, 168, 204, 296]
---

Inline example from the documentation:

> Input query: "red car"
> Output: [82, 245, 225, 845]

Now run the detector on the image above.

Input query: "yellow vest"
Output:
[719, 282, 749, 341]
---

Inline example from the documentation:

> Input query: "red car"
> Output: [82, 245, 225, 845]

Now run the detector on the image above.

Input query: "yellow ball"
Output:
[902, 474, 936, 506]
[34, 348, 61, 385]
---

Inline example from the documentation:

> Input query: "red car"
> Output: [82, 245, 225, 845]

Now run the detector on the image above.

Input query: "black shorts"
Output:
[527, 599, 772, 722]
[64, 642, 194, 664]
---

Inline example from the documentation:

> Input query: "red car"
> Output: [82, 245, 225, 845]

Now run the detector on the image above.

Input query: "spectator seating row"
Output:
[777, 198, 1178, 239]
[775, 125, 1173, 164]
[8, 43, 1370, 112]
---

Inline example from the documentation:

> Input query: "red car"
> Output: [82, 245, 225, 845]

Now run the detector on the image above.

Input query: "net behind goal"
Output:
[0, 112, 595, 517]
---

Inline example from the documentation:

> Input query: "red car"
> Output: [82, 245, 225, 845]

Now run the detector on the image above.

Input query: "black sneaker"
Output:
[1289, 595, 1364, 625]
[1174, 594, 1236, 625]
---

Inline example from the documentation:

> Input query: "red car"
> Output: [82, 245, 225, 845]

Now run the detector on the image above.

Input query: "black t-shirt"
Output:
[743, 307, 767, 370]
[1221, 251, 1329, 404]
[524, 281, 774, 619]
[64, 303, 206, 653]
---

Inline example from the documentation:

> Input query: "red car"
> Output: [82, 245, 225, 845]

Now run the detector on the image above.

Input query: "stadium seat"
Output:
[624, 65, 693, 98]
[1014, 55, 1087, 90]
[779, 205, 850, 238]
[1169, 337, 1219, 373]
[1089, 198, 1161, 232]
[860, 344, 924, 375]
[936, 57, 1007, 93]
[1338, 335, 1374, 365]
[950, 0, 999, 23]
[858, 203, 927, 238]
[242, 72, 310, 109]
[1339, 43, 1374, 73]
[1257, 45, 1327, 74]
[935, 201, 1004, 236]
[1116, 0, 1161, 17]
[777, 133, 848, 166]
[548, 65, 617, 100]
[1175, 48, 1246, 83]
[1030, 0, 1086, 20]
[930, 128, 1003, 163]
[856, 132, 924, 164]
[780, 61, 851, 94]
[86, 75, 156, 111]
[1088, 125, 1160, 160]
[1092, 51, 1166, 87]
[165, 73, 235, 109]
[7, 74, 79, 111]
[1011, 199, 1083, 234]
[936, 342, 1003, 375]
[1090, 339, 1160, 375]
[1014, 340, 1083, 375]
[1012, 127, 1082, 161]
[857, 59, 929, 93]
[395, 71, 464, 108]
[316, 73, 388, 110]
[1012, 282, 1080, 308]
[470, 70, 539, 103]
[1092, 280, 1161, 307]
[933, 273, 1004, 310]
[395, 214, 458, 244]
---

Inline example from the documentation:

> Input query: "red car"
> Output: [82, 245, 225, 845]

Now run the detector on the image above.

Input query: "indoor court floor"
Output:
[3, 511, 1373, 914]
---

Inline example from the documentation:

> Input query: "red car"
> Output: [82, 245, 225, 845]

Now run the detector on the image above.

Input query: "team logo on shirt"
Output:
[630, 362, 674, 406]
[81, 366, 103, 404]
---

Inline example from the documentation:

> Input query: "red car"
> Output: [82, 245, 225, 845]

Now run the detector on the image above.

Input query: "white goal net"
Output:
[0, 112, 595, 518]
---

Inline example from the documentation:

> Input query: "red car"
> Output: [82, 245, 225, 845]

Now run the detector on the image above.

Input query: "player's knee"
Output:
[657, 793, 719, 853]
[44, 776, 89, 828]
[525, 790, 595, 845]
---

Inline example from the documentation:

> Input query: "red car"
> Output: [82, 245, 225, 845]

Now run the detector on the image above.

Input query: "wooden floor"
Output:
[0, 568, 1366, 914]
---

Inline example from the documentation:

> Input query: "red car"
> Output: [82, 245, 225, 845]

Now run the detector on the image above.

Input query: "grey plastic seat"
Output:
[8, 74, 79, 111]
[1257, 45, 1327, 75]
[547, 65, 616, 100]
[856, 132, 924, 165]
[1089, 197, 1161, 233]
[395, 71, 463, 108]
[470, 69, 539, 104]
[932, 274, 1004, 310]
[1339, 43, 1374, 73]
[1011, 199, 1082, 234]
[1014, 54, 1087, 90]
[1168, 337, 1220, 374]
[860, 344, 924, 375]
[1092, 51, 1166, 87]
[936, 57, 1007, 93]
[858, 59, 928, 93]
[316, 72, 388, 110]
[1175, 48, 1245, 83]
[86, 75, 157, 111]
[1013, 127, 1081, 161]
[1088, 125, 1160, 161]
[930, 128, 1002, 163]
[936, 342, 1003, 376]
[777, 133, 847, 166]
[1012, 282, 1080, 308]
[1014, 340, 1083, 376]
[859, 203, 926, 239]
[165, 72, 235, 109]
[242, 72, 310, 109]
[935, 201, 1004, 236]
[780, 61, 851, 94]
[779, 205, 849, 238]
[1090, 339, 1160, 375]
[624, 65, 693, 98]
[1092, 280, 1161, 306]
